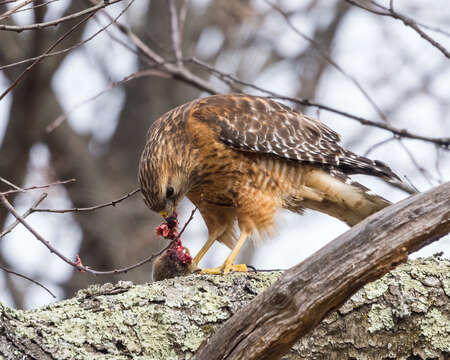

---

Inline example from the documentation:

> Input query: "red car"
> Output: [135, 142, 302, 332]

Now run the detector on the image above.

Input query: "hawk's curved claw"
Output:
[200, 263, 248, 275]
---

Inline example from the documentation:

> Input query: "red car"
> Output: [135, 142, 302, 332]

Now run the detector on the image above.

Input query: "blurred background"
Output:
[0, 0, 449, 309]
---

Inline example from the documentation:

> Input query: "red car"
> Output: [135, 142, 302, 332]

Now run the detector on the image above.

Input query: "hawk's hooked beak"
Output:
[160, 205, 175, 219]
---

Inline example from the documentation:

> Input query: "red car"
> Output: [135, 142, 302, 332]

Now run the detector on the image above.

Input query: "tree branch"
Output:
[0, 265, 55, 298]
[344, 0, 450, 59]
[193, 182, 450, 360]
[189, 58, 450, 148]
[0, 179, 75, 196]
[0, 10, 95, 101]
[0, 193, 47, 238]
[0, 194, 197, 276]
[267, 0, 388, 123]
[0, 0, 123, 32]
[168, 0, 183, 66]
[31, 187, 140, 213]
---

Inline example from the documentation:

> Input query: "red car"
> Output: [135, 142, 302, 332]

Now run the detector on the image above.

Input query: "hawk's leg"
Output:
[201, 231, 249, 275]
[192, 234, 216, 268]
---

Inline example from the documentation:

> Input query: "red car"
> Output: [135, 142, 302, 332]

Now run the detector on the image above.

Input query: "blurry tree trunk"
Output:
[296, 1, 350, 102]
[0, 258, 448, 359]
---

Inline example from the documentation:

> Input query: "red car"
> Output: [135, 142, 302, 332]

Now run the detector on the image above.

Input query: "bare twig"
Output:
[0, 265, 56, 298]
[78, 8, 450, 149]
[0, 179, 75, 196]
[398, 140, 437, 186]
[190, 58, 450, 148]
[0, 0, 60, 18]
[0, 1, 133, 72]
[0, 193, 47, 238]
[363, 136, 396, 156]
[0, 11, 95, 102]
[32, 188, 140, 213]
[168, 0, 183, 66]
[434, 145, 444, 183]
[1, 194, 83, 270]
[0, 210, 198, 300]
[0, 0, 33, 21]
[267, 0, 388, 123]
[178, 0, 189, 38]
[0, 0, 19, 5]
[1, 193, 198, 276]
[46, 68, 170, 133]
[0, 0, 123, 32]
[83, 207, 198, 276]
[92, 3, 218, 94]
[0, 176, 24, 192]
[344, 0, 450, 59]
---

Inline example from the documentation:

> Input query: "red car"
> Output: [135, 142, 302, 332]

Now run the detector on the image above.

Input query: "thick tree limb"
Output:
[0, 258, 449, 359]
[193, 182, 450, 360]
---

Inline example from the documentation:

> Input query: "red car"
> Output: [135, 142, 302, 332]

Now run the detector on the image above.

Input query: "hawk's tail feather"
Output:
[338, 151, 418, 195]
[340, 151, 401, 181]
[303, 168, 391, 226]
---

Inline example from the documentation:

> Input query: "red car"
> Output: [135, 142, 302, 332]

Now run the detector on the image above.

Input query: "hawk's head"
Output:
[139, 153, 192, 217]
[138, 116, 194, 218]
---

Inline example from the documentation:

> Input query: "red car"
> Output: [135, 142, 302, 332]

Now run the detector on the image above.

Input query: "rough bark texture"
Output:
[0, 258, 449, 360]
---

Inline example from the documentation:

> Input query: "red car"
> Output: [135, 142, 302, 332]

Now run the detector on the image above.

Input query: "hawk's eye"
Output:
[166, 186, 175, 199]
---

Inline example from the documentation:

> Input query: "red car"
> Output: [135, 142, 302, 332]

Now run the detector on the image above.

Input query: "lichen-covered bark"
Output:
[0, 258, 449, 360]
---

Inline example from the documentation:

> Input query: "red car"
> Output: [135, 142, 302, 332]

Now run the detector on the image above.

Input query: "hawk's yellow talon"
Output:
[200, 264, 248, 275]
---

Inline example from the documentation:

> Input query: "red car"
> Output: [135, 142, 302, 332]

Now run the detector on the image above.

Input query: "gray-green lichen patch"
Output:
[1, 272, 282, 359]
[368, 304, 394, 333]
[363, 279, 388, 300]
[419, 308, 450, 353]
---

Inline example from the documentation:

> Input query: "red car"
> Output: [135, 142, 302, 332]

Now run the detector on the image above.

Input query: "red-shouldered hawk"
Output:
[139, 94, 402, 274]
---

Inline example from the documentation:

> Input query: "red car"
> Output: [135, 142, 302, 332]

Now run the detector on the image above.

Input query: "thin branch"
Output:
[46, 68, 170, 133]
[190, 58, 450, 148]
[0, 0, 60, 18]
[0, 11, 95, 102]
[0, 193, 47, 238]
[178, 0, 189, 39]
[0, 0, 134, 72]
[363, 136, 396, 156]
[0, 0, 123, 32]
[0, 265, 56, 298]
[0, 179, 76, 196]
[434, 145, 444, 184]
[82, 207, 197, 276]
[397, 140, 437, 186]
[92, 3, 218, 94]
[168, 0, 183, 67]
[1, 194, 198, 276]
[0, 0, 19, 5]
[344, 0, 450, 59]
[0, 194, 83, 269]
[267, 0, 388, 123]
[0, 176, 24, 192]
[0, 0, 33, 21]
[32, 187, 140, 213]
